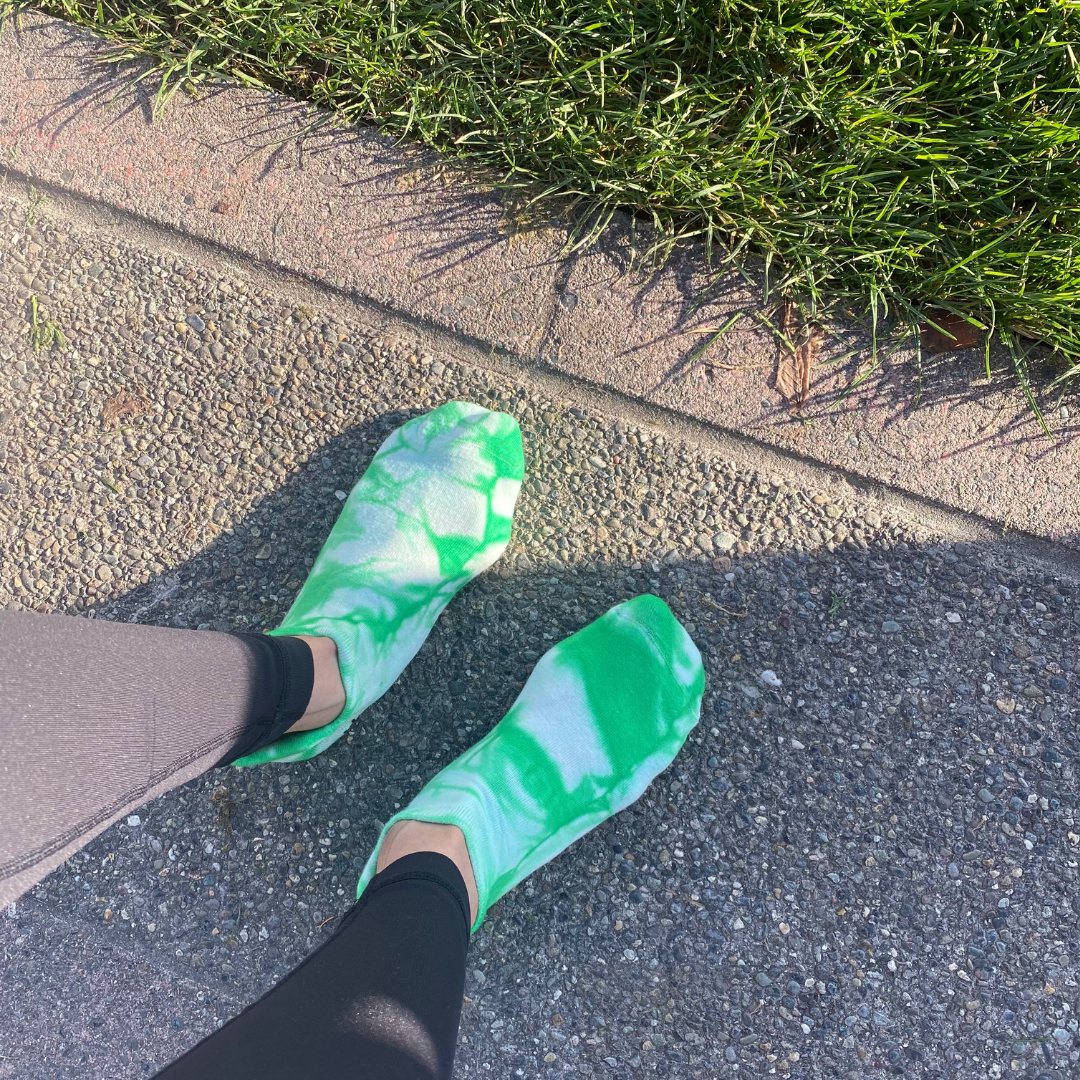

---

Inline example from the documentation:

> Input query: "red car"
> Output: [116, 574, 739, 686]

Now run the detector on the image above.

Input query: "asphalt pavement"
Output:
[2, 185, 1080, 1080]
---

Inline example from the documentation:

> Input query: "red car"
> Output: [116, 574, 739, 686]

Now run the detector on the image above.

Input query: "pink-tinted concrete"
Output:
[2, 10, 1077, 546]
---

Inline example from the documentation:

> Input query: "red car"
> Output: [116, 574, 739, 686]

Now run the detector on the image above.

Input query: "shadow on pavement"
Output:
[8, 410, 1078, 1079]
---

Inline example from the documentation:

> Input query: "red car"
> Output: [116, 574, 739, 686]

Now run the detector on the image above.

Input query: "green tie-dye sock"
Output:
[356, 594, 705, 930]
[233, 401, 524, 766]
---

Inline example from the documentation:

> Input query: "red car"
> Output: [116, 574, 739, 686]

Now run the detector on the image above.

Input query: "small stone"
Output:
[978, 788, 995, 803]
[946, 612, 961, 624]
[790, 738, 805, 751]
[97, 565, 113, 582]
[254, 543, 272, 560]
[714, 531, 737, 553]
[881, 620, 901, 634]
[995, 699, 1016, 714]
[334, 490, 348, 501]
[185, 314, 206, 333]
[948, 862, 961, 879]
[755, 972, 772, 987]
[126, 815, 141, 827]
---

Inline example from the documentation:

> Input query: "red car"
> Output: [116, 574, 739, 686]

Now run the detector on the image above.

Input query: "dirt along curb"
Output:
[1, 8, 1078, 550]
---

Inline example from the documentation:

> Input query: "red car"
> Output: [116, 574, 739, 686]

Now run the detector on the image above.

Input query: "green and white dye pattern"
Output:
[234, 400, 524, 766]
[356, 594, 705, 931]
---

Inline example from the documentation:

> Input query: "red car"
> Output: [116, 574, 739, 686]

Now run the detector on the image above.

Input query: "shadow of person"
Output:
[13, 403, 1075, 1077]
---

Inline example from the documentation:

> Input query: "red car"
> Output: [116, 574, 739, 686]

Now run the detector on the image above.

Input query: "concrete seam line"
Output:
[2, 167, 1077, 583]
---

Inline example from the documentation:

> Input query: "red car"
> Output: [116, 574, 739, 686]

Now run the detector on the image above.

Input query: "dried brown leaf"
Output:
[101, 388, 152, 428]
[920, 310, 983, 354]
[775, 301, 822, 409]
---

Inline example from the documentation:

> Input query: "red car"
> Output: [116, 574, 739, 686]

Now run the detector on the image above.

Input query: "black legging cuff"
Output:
[213, 633, 314, 766]
[350, 849, 472, 939]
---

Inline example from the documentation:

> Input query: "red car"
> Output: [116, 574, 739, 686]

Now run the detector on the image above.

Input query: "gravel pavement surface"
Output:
[2, 191, 1080, 1080]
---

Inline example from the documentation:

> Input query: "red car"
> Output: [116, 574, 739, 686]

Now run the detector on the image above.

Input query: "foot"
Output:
[233, 401, 524, 766]
[356, 595, 705, 931]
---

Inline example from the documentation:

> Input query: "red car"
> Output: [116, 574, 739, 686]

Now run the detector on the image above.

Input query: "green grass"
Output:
[27, 294, 67, 352]
[7, 0, 1080, 379]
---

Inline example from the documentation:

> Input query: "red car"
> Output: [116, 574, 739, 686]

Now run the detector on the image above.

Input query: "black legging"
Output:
[0, 610, 467, 1079]
[157, 851, 469, 1080]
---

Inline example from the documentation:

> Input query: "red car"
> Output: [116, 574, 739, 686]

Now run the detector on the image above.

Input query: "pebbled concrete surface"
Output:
[3, 177, 1080, 1080]
[1, 9, 1078, 550]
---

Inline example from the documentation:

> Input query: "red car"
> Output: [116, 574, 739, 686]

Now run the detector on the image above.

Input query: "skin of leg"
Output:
[377, 820, 479, 925]
[287, 635, 346, 732]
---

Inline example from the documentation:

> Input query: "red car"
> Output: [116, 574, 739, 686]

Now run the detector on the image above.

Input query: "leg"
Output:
[153, 850, 472, 1080]
[0, 610, 342, 906]
[151, 596, 701, 1080]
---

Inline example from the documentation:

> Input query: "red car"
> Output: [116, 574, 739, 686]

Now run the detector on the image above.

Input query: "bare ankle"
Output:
[377, 820, 478, 925]
[286, 635, 346, 732]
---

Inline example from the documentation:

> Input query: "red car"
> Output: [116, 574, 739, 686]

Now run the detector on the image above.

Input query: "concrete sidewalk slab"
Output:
[1, 9, 1077, 552]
